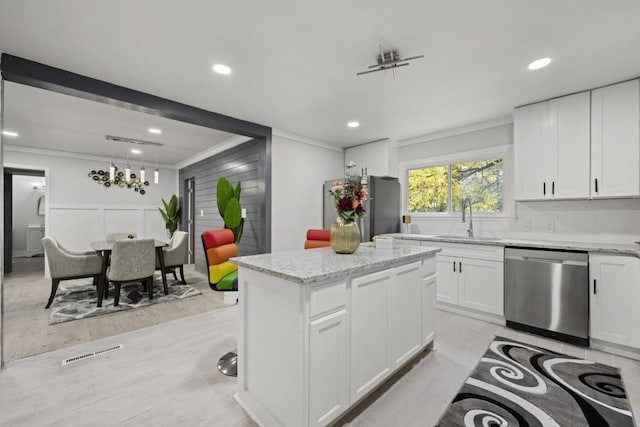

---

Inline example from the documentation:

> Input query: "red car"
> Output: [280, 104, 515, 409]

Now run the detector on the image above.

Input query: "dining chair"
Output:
[41, 237, 103, 309]
[156, 231, 188, 284]
[202, 228, 238, 376]
[108, 238, 155, 306]
[304, 228, 331, 249]
[106, 232, 137, 241]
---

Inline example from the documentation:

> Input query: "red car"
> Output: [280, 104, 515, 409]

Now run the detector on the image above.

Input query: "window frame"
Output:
[400, 145, 512, 218]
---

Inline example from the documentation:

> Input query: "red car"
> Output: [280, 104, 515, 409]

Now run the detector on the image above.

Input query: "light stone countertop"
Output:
[388, 233, 640, 257]
[230, 245, 440, 285]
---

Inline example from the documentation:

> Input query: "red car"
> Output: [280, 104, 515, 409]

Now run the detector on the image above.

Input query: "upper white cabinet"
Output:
[514, 91, 591, 200]
[590, 254, 640, 348]
[591, 79, 640, 198]
[345, 139, 398, 177]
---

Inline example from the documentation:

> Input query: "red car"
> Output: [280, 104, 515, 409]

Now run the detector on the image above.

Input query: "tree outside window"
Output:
[407, 158, 504, 214]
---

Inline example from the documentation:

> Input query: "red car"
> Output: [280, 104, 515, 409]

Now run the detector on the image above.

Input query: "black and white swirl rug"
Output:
[438, 336, 634, 426]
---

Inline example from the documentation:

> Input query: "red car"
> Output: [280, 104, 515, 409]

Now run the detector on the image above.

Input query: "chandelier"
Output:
[87, 135, 163, 195]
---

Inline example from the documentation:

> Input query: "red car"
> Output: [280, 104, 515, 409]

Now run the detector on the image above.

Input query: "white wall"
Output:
[12, 175, 45, 255]
[4, 148, 178, 252]
[271, 131, 344, 252]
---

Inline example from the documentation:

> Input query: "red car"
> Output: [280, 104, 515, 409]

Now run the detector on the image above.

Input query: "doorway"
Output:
[3, 167, 46, 274]
[185, 177, 196, 263]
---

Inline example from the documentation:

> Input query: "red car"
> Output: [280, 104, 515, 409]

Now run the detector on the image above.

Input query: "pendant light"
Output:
[154, 147, 160, 184]
[125, 148, 131, 183]
[140, 150, 146, 183]
[109, 140, 116, 181]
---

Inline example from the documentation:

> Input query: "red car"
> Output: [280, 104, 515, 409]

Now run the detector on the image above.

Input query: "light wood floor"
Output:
[2, 257, 226, 362]
[2, 307, 640, 426]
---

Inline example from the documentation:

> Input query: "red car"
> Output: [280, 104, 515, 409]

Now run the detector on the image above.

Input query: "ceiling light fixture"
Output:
[2, 130, 19, 137]
[87, 135, 163, 195]
[347, 121, 360, 128]
[528, 57, 552, 70]
[148, 128, 162, 135]
[357, 45, 424, 79]
[213, 64, 232, 75]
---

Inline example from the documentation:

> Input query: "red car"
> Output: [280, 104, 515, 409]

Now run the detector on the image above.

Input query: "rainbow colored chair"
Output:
[202, 228, 238, 376]
[304, 229, 331, 249]
[202, 229, 238, 292]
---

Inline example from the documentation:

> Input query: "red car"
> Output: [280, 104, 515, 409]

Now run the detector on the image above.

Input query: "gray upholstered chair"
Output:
[156, 231, 188, 284]
[106, 232, 137, 241]
[108, 239, 155, 306]
[41, 237, 103, 309]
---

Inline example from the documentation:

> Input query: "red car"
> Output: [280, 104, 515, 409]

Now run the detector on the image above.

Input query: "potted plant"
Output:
[159, 194, 181, 237]
[217, 177, 244, 244]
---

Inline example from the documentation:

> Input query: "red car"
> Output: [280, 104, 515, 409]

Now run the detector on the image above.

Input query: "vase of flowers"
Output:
[328, 173, 368, 254]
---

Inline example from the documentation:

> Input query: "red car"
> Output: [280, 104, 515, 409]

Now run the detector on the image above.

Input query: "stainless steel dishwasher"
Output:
[504, 247, 589, 346]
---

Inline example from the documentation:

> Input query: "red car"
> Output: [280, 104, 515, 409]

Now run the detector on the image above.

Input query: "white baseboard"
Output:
[437, 303, 506, 326]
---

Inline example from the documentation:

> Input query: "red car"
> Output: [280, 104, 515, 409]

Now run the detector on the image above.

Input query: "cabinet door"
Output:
[350, 269, 391, 401]
[590, 255, 640, 347]
[436, 255, 458, 305]
[591, 79, 640, 198]
[309, 310, 349, 427]
[389, 262, 422, 369]
[549, 91, 591, 199]
[457, 258, 504, 315]
[422, 275, 437, 346]
[514, 101, 548, 200]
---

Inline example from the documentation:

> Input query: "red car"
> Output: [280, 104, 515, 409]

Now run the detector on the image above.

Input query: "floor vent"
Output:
[61, 344, 123, 367]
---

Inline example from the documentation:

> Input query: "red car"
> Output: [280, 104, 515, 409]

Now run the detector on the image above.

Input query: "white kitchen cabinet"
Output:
[435, 243, 504, 317]
[590, 254, 640, 348]
[591, 79, 640, 198]
[309, 309, 349, 427]
[345, 138, 398, 177]
[350, 268, 392, 401]
[514, 91, 590, 200]
[389, 261, 423, 369]
[422, 274, 437, 345]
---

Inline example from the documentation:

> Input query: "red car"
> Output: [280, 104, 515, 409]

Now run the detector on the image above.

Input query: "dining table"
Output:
[90, 239, 169, 307]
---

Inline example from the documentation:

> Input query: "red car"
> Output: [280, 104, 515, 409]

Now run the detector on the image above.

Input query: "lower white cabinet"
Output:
[590, 254, 640, 348]
[390, 262, 423, 369]
[350, 268, 392, 401]
[422, 275, 437, 345]
[309, 309, 349, 427]
[435, 244, 504, 316]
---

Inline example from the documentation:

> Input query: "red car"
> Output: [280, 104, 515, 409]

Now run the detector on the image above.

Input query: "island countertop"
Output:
[230, 245, 440, 285]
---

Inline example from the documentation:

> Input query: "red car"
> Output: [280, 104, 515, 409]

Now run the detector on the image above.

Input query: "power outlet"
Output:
[544, 221, 555, 232]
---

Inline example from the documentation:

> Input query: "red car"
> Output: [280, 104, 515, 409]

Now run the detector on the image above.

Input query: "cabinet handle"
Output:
[594, 279, 597, 294]
[459, 261, 462, 273]
[453, 261, 456, 272]
[543, 182, 546, 195]
[595, 178, 599, 193]
[552, 181, 555, 195]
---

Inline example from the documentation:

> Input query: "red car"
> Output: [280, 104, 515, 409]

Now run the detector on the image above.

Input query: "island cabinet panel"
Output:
[308, 309, 349, 427]
[389, 261, 423, 369]
[422, 275, 437, 345]
[350, 268, 392, 401]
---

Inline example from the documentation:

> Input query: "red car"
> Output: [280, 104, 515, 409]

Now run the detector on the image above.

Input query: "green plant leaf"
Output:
[224, 198, 242, 228]
[234, 182, 241, 199]
[217, 178, 233, 218]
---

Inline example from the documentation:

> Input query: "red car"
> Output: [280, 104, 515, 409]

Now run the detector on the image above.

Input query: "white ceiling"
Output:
[1, 0, 640, 159]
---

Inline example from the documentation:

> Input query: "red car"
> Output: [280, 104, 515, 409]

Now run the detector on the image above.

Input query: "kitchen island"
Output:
[230, 245, 439, 427]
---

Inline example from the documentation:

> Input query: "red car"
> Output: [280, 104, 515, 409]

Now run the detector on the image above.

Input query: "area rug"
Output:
[438, 336, 634, 426]
[49, 272, 203, 325]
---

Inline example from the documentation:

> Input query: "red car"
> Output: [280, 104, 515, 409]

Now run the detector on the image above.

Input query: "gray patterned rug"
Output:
[438, 336, 634, 426]
[49, 272, 202, 324]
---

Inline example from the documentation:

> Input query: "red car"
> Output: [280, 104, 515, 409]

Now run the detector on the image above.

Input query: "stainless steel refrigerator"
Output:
[323, 176, 401, 242]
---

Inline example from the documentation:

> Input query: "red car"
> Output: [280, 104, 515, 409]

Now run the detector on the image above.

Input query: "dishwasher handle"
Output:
[505, 254, 588, 267]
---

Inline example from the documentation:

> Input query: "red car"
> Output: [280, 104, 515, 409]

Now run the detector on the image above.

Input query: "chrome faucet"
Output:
[461, 198, 473, 237]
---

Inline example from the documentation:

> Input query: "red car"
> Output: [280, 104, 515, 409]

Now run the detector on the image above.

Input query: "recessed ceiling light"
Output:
[347, 121, 360, 128]
[213, 64, 232, 75]
[2, 130, 19, 137]
[528, 57, 552, 71]
[130, 149, 142, 155]
[148, 128, 162, 134]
